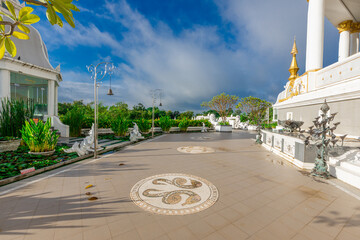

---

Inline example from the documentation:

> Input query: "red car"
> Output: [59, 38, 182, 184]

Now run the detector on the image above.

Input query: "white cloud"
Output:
[51, 0, 340, 111]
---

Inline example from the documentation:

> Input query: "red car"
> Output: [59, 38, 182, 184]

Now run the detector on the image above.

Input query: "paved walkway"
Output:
[1, 132, 360, 240]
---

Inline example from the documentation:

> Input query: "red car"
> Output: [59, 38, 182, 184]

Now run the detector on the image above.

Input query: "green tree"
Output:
[201, 93, 239, 122]
[236, 96, 272, 125]
[179, 111, 194, 120]
[0, 0, 79, 58]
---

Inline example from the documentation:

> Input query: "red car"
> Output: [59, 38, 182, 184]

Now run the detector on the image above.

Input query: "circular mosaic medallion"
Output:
[130, 173, 219, 215]
[177, 146, 215, 154]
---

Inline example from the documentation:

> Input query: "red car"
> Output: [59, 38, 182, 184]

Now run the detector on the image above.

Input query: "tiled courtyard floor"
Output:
[1, 131, 360, 240]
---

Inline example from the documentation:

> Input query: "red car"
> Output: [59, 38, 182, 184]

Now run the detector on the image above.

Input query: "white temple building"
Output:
[0, 0, 69, 136]
[273, 0, 360, 138]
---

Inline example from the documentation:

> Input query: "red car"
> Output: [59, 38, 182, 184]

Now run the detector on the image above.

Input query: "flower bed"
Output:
[0, 145, 78, 180]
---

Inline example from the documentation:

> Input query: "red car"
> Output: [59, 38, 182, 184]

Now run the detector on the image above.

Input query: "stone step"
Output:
[330, 165, 360, 189]
[340, 161, 360, 173]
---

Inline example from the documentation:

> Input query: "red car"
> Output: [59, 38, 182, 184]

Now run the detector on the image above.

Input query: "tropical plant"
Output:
[218, 121, 230, 126]
[61, 105, 85, 137]
[111, 117, 130, 136]
[179, 118, 191, 131]
[201, 93, 239, 122]
[159, 116, 173, 132]
[0, 98, 34, 138]
[236, 96, 272, 125]
[135, 118, 151, 133]
[20, 119, 59, 152]
[0, 0, 79, 59]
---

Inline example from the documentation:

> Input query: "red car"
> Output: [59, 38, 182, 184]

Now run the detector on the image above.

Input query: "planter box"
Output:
[0, 139, 21, 152]
[215, 125, 232, 132]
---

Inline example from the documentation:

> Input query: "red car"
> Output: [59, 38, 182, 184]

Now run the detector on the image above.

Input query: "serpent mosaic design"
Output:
[177, 146, 215, 154]
[130, 173, 219, 215]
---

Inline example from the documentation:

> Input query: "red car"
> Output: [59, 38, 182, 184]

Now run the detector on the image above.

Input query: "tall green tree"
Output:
[236, 96, 272, 125]
[201, 93, 239, 122]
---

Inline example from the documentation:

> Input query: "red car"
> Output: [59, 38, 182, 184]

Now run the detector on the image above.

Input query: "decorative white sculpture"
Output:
[201, 122, 207, 133]
[64, 124, 99, 156]
[130, 123, 144, 142]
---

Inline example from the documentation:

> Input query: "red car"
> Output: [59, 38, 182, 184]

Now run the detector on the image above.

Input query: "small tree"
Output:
[237, 96, 272, 143]
[201, 93, 238, 123]
[236, 97, 272, 124]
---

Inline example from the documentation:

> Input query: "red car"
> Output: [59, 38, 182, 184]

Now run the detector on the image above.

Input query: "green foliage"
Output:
[0, 98, 34, 138]
[135, 118, 152, 133]
[20, 119, 59, 152]
[179, 118, 191, 131]
[237, 96, 272, 125]
[178, 111, 194, 120]
[159, 116, 173, 132]
[0, 145, 77, 180]
[261, 122, 278, 129]
[111, 117, 130, 137]
[201, 93, 239, 122]
[61, 105, 85, 137]
[0, 0, 79, 59]
[240, 113, 248, 122]
[218, 121, 230, 126]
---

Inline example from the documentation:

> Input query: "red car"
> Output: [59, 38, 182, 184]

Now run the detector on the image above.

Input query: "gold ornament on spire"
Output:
[288, 37, 299, 83]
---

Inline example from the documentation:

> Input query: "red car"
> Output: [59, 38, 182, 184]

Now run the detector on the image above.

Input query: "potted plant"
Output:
[215, 121, 232, 132]
[0, 98, 34, 152]
[20, 119, 59, 156]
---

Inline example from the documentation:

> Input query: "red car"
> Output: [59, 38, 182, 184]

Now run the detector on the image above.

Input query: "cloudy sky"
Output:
[35, 0, 339, 112]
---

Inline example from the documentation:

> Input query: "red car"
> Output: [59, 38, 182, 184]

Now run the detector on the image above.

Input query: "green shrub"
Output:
[159, 116, 173, 132]
[135, 119, 152, 133]
[20, 119, 59, 152]
[179, 118, 191, 131]
[0, 98, 34, 138]
[62, 106, 85, 137]
[261, 122, 277, 129]
[111, 117, 130, 136]
[218, 121, 230, 126]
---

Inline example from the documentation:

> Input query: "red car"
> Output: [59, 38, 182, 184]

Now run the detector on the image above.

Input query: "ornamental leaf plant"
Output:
[0, 0, 79, 58]
[201, 93, 239, 123]
[20, 119, 59, 152]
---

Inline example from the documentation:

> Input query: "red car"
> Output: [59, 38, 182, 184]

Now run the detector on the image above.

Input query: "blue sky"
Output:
[34, 0, 339, 112]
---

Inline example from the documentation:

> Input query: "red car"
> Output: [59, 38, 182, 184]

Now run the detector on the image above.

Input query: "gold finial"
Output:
[288, 37, 299, 83]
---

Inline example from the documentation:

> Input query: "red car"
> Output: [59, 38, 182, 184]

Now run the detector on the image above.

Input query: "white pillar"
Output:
[47, 80, 55, 116]
[339, 30, 350, 60]
[306, 0, 325, 71]
[55, 84, 58, 116]
[350, 33, 359, 55]
[0, 69, 11, 100]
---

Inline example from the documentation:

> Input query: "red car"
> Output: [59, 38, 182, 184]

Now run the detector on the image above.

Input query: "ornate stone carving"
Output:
[130, 123, 144, 142]
[64, 124, 98, 156]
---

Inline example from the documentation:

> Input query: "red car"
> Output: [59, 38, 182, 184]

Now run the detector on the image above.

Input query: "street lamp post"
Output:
[87, 62, 115, 159]
[150, 89, 163, 138]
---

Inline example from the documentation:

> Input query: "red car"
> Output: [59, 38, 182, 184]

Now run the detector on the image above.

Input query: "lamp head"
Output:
[107, 88, 114, 96]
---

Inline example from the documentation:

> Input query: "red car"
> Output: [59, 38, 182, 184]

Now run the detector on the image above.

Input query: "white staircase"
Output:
[329, 149, 360, 189]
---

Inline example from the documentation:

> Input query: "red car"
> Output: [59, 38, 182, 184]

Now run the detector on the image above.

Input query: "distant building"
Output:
[0, 0, 68, 136]
[273, 0, 360, 138]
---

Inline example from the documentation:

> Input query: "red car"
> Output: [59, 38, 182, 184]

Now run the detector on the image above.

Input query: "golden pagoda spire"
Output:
[289, 37, 299, 82]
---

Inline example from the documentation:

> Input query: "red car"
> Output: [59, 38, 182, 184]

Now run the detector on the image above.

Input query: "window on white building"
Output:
[286, 112, 293, 120]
